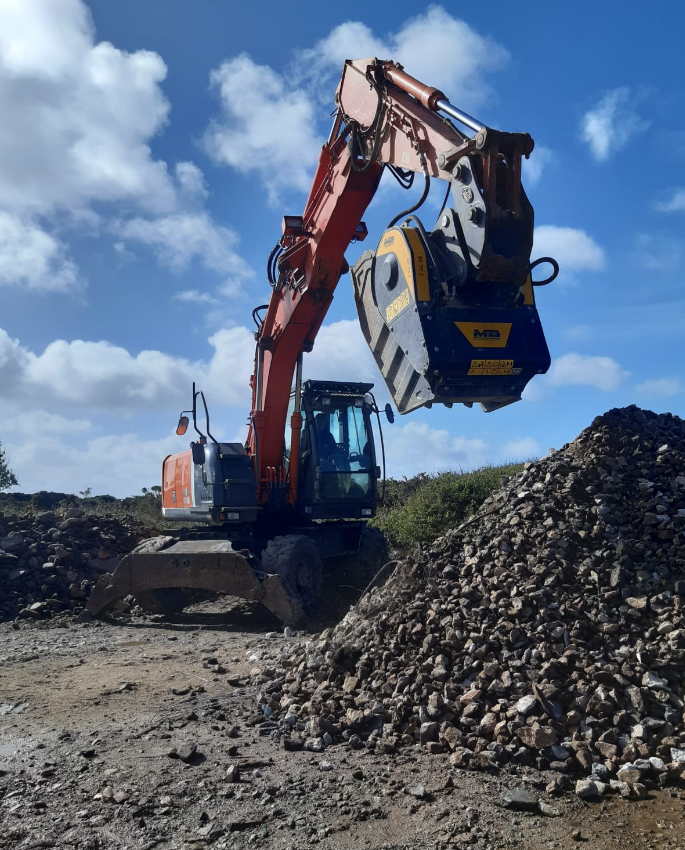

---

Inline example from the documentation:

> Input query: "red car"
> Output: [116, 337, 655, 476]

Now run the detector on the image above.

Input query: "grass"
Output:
[373, 463, 524, 550]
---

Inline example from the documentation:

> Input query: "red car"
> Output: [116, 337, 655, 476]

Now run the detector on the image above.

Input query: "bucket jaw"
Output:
[84, 538, 303, 626]
[352, 186, 551, 414]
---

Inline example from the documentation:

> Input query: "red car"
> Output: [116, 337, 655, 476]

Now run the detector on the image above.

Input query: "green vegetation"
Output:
[0, 486, 168, 530]
[0, 439, 18, 492]
[373, 464, 524, 550]
[1, 464, 524, 549]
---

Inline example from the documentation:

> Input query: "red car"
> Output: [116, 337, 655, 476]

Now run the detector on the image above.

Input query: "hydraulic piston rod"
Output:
[434, 98, 483, 133]
[380, 62, 483, 133]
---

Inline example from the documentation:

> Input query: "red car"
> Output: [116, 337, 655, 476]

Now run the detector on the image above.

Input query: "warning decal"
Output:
[386, 288, 410, 323]
[467, 359, 523, 376]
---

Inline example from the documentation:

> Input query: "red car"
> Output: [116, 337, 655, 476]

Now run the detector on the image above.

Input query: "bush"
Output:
[373, 464, 523, 550]
[0, 487, 170, 530]
[0, 440, 18, 492]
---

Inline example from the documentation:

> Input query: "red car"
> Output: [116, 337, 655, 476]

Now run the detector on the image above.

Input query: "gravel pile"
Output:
[0, 507, 153, 621]
[250, 406, 685, 795]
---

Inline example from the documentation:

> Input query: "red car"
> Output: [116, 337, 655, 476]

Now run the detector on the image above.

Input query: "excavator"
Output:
[85, 57, 557, 625]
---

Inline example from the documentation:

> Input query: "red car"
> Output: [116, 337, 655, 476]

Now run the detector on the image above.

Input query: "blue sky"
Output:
[1, 0, 683, 496]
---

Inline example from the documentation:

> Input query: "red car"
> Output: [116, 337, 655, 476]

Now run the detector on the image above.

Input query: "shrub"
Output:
[0, 439, 18, 492]
[0, 487, 169, 530]
[373, 464, 523, 550]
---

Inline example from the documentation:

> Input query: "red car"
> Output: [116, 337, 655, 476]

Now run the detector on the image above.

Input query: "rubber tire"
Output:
[354, 526, 389, 586]
[261, 535, 323, 615]
[136, 588, 189, 616]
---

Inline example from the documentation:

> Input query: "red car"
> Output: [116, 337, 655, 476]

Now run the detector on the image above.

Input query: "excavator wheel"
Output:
[351, 526, 389, 587]
[261, 535, 323, 616]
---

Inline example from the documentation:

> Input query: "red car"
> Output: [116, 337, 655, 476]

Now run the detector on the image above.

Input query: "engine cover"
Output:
[162, 442, 259, 523]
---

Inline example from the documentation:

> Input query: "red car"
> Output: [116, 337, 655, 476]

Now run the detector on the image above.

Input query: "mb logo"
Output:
[455, 321, 511, 347]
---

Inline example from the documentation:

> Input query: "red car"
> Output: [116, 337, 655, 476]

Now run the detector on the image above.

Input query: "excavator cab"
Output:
[289, 380, 381, 521]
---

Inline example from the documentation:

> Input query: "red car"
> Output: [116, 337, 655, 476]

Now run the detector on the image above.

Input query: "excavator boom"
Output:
[248, 57, 552, 503]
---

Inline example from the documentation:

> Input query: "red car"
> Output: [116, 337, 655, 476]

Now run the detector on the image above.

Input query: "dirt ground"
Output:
[1, 597, 684, 850]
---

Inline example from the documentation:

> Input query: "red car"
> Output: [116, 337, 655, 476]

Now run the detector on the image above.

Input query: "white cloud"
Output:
[5, 430, 182, 497]
[203, 9, 509, 199]
[0, 211, 79, 291]
[0, 0, 174, 217]
[3, 407, 92, 437]
[635, 377, 682, 398]
[0, 0, 248, 292]
[299, 7, 509, 110]
[303, 320, 380, 387]
[522, 145, 553, 186]
[655, 188, 685, 213]
[548, 353, 628, 391]
[0, 0, 92, 80]
[580, 87, 649, 161]
[175, 161, 208, 201]
[524, 352, 628, 401]
[172, 289, 219, 305]
[0, 324, 256, 412]
[0, 317, 376, 419]
[117, 211, 253, 292]
[533, 225, 606, 280]
[203, 54, 322, 202]
[0, 328, 31, 395]
[299, 22, 385, 81]
[0, 318, 386, 495]
[382, 423, 541, 478]
[384, 421, 489, 476]
[502, 436, 541, 460]
[0, 317, 552, 494]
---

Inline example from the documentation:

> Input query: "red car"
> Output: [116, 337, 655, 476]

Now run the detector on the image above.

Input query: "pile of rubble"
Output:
[0, 507, 153, 621]
[251, 406, 685, 794]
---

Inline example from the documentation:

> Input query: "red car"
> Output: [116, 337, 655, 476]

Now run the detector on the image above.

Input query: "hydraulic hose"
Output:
[387, 152, 430, 228]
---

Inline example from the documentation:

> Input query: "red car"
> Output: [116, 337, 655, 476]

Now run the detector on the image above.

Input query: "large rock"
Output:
[516, 726, 558, 750]
[0, 506, 155, 621]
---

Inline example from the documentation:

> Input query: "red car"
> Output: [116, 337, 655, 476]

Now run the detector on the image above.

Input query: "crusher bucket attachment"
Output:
[84, 537, 304, 626]
[351, 132, 553, 414]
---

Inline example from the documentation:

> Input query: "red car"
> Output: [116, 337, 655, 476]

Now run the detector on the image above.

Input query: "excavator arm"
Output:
[246, 127, 382, 504]
[247, 58, 554, 506]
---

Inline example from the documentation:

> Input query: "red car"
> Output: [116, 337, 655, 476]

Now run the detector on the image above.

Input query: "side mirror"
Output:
[384, 403, 395, 424]
[191, 441, 206, 466]
[176, 415, 189, 436]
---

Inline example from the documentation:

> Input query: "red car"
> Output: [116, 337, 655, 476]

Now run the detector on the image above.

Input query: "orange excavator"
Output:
[85, 58, 557, 624]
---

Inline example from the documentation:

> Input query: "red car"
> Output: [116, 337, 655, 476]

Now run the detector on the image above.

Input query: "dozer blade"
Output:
[351, 223, 551, 414]
[84, 538, 303, 626]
